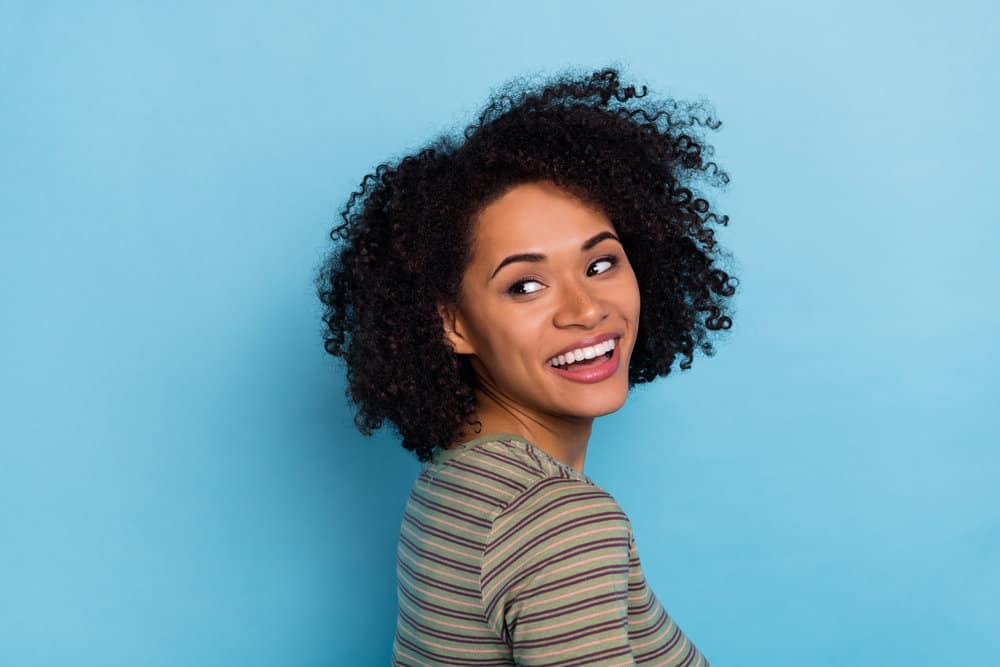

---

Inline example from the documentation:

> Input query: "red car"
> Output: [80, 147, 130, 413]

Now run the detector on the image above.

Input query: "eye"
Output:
[587, 255, 619, 276]
[507, 256, 620, 297]
[507, 277, 545, 296]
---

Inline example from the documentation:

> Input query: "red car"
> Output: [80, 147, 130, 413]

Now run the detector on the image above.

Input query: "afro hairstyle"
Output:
[315, 66, 737, 462]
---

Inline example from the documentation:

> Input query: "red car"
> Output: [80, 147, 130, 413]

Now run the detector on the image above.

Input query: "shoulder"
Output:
[419, 436, 633, 547]
[478, 475, 634, 641]
[485, 475, 632, 566]
[422, 436, 587, 508]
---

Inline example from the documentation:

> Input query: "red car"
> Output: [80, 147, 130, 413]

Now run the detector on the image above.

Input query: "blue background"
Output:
[2, 1, 997, 665]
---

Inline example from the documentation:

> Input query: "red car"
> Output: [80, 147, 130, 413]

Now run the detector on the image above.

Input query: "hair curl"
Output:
[315, 66, 737, 462]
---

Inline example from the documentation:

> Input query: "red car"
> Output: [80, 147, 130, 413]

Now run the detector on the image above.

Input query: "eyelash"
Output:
[506, 255, 620, 296]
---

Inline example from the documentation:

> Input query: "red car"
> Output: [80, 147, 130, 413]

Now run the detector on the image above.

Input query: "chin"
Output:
[566, 385, 629, 419]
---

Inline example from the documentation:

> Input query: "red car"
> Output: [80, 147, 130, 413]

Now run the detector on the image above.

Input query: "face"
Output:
[439, 180, 641, 424]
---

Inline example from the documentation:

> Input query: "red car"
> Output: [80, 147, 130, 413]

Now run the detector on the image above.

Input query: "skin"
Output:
[437, 180, 641, 473]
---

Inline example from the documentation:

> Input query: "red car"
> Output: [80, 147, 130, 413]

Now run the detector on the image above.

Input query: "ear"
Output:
[436, 302, 476, 355]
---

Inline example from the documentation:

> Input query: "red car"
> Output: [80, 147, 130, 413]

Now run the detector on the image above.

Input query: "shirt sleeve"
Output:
[479, 476, 637, 666]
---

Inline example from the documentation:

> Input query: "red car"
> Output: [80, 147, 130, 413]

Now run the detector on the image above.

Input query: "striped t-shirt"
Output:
[391, 433, 710, 666]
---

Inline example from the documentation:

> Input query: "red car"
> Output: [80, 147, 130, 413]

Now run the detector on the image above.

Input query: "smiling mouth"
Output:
[545, 337, 621, 383]
[555, 349, 613, 370]
[546, 336, 619, 369]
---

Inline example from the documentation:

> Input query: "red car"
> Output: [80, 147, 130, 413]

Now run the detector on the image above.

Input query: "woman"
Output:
[316, 66, 735, 665]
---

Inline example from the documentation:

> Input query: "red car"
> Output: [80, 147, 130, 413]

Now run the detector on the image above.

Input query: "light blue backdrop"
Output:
[2, 1, 996, 665]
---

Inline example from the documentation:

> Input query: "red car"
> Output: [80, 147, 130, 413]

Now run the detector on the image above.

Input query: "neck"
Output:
[456, 386, 594, 474]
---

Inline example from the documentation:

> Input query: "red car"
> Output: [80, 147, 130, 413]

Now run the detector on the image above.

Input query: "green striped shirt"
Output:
[391, 433, 710, 666]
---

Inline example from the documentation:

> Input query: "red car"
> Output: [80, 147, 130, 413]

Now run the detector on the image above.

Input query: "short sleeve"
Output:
[479, 477, 636, 666]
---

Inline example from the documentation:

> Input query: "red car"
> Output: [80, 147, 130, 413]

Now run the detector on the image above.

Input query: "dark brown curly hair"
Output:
[315, 66, 737, 462]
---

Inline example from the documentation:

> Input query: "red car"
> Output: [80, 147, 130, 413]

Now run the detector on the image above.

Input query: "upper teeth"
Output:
[547, 338, 617, 367]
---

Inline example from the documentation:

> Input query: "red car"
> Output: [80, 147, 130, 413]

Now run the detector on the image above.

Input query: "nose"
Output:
[552, 276, 607, 329]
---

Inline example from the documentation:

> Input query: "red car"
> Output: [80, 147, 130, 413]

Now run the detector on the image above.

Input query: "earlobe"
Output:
[437, 302, 475, 355]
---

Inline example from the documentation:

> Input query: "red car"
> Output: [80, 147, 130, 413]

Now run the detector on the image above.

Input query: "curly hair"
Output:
[315, 66, 737, 462]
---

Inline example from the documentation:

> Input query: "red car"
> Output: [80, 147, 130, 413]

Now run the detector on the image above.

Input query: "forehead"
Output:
[470, 181, 614, 257]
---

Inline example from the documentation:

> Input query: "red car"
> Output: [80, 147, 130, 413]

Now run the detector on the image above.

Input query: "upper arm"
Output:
[480, 477, 637, 666]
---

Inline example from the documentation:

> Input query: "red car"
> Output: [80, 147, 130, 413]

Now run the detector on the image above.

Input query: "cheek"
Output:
[628, 267, 641, 314]
[618, 268, 642, 317]
[488, 327, 548, 381]
[467, 307, 536, 368]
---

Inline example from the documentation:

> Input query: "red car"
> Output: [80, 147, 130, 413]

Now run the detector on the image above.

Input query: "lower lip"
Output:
[546, 340, 621, 383]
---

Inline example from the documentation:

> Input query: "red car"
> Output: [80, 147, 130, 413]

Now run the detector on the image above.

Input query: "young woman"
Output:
[316, 66, 735, 666]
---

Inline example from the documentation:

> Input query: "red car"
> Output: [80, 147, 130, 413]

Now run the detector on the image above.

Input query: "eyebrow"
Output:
[488, 230, 621, 281]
